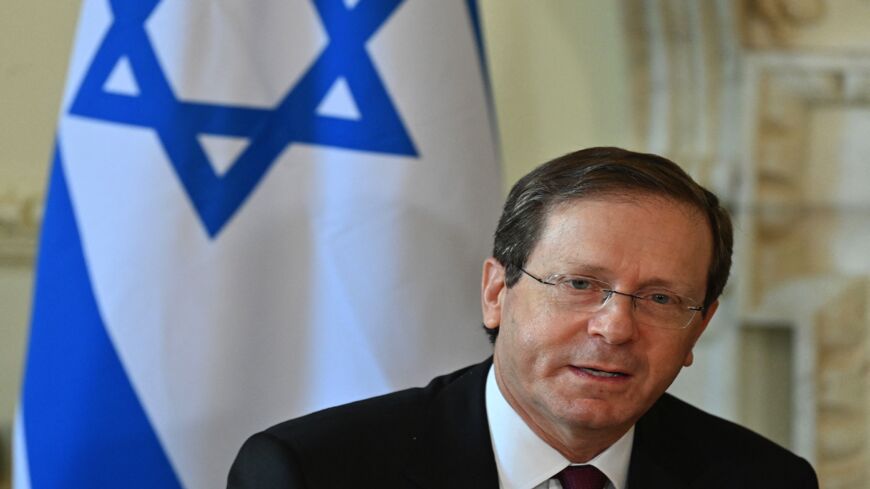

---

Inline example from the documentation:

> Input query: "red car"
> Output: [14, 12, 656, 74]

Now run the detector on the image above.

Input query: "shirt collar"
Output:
[485, 364, 634, 489]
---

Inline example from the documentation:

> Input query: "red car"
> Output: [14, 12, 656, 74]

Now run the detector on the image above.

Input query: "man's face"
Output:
[482, 195, 717, 450]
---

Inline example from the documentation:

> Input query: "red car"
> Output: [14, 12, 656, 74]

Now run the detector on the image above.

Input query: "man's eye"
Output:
[567, 278, 593, 290]
[648, 293, 675, 305]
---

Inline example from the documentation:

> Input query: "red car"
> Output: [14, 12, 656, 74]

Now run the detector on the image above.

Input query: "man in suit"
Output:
[228, 147, 819, 488]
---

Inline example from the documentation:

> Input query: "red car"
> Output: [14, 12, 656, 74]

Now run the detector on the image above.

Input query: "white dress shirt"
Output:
[485, 366, 634, 489]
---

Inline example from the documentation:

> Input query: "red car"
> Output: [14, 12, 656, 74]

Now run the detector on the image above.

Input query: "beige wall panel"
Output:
[479, 0, 632, 191]
[0, 1, 79, 195]
[0, 2, 81, 484]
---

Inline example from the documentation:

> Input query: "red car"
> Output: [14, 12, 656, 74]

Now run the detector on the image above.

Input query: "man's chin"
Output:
[554, 398, 636, 433]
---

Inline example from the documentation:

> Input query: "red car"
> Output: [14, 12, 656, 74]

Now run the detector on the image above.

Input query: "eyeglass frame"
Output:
[518, 267, 705, 330]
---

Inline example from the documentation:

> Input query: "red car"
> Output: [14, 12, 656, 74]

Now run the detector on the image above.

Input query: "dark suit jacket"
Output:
[227, 359, 818, 488]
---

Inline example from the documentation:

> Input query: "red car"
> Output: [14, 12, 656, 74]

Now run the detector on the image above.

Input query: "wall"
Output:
[0, 1, 80, 485]
[479, 0, 633, 190]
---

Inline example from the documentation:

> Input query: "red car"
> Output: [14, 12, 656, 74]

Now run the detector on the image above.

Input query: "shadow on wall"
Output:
[1, 424, 9, 489]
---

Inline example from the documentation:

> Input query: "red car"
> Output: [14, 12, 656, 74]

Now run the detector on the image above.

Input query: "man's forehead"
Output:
[543, 193, 709, 233]
[532, 194, 713, 288]
[548, 191, 700, 214]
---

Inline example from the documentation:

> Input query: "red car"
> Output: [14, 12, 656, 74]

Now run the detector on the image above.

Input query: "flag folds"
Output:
[18, 1, 500, 488]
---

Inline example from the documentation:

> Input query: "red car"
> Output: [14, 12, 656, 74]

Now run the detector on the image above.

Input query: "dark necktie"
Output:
[556, 465, 608, 489]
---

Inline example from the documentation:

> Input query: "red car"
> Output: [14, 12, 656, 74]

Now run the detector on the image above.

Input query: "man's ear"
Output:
[481, 257, 506, 331]
[683, 299, 718, 367]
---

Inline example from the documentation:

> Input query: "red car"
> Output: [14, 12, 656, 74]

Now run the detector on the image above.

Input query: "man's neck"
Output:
[485, 365, 634, 489]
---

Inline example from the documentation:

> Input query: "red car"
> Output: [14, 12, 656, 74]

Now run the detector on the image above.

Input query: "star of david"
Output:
[69, 0, 417, 238]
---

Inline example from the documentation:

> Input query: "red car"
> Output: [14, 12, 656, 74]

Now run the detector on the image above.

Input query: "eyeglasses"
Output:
[519, 268, 704, 330]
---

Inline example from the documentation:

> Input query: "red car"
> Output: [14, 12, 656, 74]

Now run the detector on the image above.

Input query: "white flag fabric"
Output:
[17, 1, 501, 488]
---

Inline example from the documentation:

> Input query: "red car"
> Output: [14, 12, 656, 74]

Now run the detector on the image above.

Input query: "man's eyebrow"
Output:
[561, 262, 611, 276]
[637, 278, 693, 293]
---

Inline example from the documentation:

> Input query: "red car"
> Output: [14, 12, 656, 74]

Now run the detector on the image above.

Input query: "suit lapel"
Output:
[403, 359, 499, 489]
[627, 395, 692, 489]
[627, 443, 690, 489]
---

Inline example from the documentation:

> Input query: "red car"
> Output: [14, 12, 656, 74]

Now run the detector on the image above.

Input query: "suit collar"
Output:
[403, 358, 499, 489]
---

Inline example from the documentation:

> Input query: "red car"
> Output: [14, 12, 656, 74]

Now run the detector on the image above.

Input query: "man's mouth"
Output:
[577, 367, 627, 378]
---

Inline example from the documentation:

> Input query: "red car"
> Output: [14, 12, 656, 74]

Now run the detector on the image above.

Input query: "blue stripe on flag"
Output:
[21, 147, 183, 489]
[465, 0, 488, 85]
[464, 0, 501, 159]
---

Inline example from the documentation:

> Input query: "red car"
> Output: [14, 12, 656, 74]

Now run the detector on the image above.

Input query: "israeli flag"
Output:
[16, 1, 500, 488]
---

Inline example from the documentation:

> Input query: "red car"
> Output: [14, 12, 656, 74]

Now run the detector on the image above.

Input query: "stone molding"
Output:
[623, 0, 744, 199]
[750, 277, 868, 488]
[743, 51, 870, 303]
[0, 191, 40, 267]
[742, 0, 827, 48]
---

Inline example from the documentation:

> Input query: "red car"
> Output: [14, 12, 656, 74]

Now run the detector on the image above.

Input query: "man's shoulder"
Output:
[636, 393, 818, 486]
[264, 362, 487, 456]
[265, 382, 425, 445]
[646, 393, 794, 455]
[228, 360, 491, 488]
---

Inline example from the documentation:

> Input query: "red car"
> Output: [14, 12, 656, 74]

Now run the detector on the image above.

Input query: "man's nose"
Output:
[585, 292, 637, 344]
